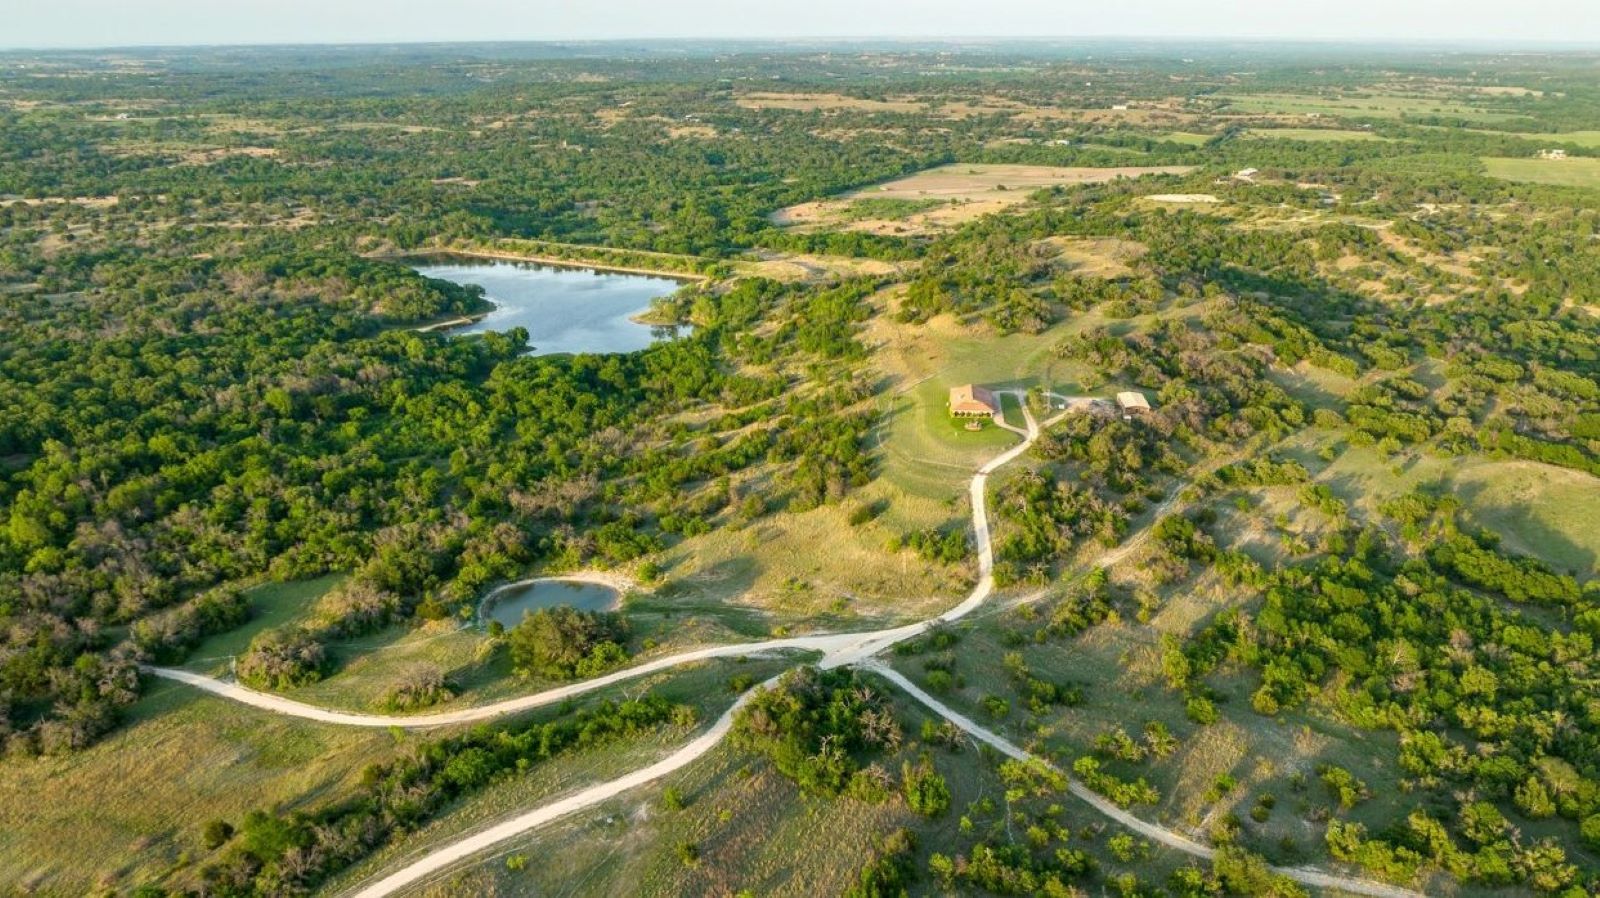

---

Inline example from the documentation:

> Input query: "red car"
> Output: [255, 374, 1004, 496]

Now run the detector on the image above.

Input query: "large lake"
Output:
[410, 256, 687, 356]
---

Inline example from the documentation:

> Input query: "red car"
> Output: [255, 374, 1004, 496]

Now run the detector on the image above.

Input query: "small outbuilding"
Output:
[949, 384, 999, 418]
[1116, 390, 1152, 418]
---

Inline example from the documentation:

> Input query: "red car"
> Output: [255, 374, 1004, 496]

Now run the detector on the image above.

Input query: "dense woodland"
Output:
[2, 41, 1600, 897]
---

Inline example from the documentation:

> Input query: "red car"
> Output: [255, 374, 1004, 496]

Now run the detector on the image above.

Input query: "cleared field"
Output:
[1243, 127, 1389, 142]
[182, 574, 345, 664]
[1302, 439, 1600, 577]
[734, 91, 927, 113]
[655, 494, 965, 628]
[1482, 156, 1600, 189]
[385, 741, 909, 897]
[1220, 92, 1528, 123]
[0, 681, 401, 895]
[772, 163, 1194, 235]
[866, 307, 1103, 514]
[1039, 235, 1149, 278]
[737, 251, 906, 283]
[1156, 130, 1213, 145]
[1544, 131, 1600, 148]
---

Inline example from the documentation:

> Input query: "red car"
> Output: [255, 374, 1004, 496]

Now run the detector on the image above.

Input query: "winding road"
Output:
[151, 393, 1423, 898]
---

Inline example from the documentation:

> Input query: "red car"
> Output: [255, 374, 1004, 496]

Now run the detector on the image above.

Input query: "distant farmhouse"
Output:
[949, 384, 999, 418]
[948, 383, 1152, 423]
[1538, 148, 1569, 160]
[1116, 390, 1152, 418]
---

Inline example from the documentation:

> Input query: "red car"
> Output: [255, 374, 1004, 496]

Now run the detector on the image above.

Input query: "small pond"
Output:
[484, 579, 622, 628]
[409, 255, 688, 356]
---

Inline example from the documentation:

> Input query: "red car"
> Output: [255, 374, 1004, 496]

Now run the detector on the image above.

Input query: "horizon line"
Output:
[7, 34, 1600, 54]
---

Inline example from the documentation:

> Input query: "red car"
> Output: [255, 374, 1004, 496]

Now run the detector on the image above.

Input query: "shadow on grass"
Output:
[1453, 477, 1598, 580]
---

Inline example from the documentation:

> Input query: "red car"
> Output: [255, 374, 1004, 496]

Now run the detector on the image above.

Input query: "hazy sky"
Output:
[8, 0, 1600, 49]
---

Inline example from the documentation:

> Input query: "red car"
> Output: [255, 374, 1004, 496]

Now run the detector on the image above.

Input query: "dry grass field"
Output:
[1309, 443, 1600, 577]
[737, 251, 906, 283]
[1242, 127, 1390, 142]
[1482, 155, 1600, 189]
[318, 658, 799, 898]
[1220, 92, 1530, 123]
[1140, 193, 1221, 205]
[0, 681, 403, 895]
[410, 685, 1204, 898]
[734, 91, 929, 113]
[1038, 236, 1149, 279]
[772, 163, 1195, 235]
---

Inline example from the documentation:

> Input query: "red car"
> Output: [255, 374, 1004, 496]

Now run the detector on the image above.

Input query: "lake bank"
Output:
[376, 247, 710, 283]
[406, 255, 689, 356]
[478, 571, 636, 629]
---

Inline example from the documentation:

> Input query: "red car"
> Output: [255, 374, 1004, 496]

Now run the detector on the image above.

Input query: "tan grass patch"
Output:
[774, 163, 1194, 235]
[1143, 193, 1220, 204]
[734, 91, 927, 113]
[1039, 236, 1148, 278]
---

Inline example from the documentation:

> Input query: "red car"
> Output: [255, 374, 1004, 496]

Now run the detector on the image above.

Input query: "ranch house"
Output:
[949, 384, 999, 418]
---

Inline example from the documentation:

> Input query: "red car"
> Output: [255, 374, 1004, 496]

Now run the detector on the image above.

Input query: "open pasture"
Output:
[772, 163, 1194, 235]
[1220, 92, 1529, 123]
[1483, 155, 1600, 189]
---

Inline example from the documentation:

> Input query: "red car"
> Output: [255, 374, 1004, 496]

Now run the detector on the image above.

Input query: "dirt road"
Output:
[158, 397, 1419, 898]
[343, 673, 781, 898]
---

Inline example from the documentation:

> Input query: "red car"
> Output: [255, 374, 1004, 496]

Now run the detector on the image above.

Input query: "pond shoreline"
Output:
[378, 248, 709, 284]
[402, 254, 690, 354]
[476, 571, 637, 626]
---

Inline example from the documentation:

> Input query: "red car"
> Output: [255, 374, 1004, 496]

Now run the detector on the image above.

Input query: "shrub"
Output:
[732, 667, 897, 796]
[236, 628, 329, 690]
[201, 819, 234, 850]
[507, 606, 630, 680]
[377, 663, 455, 711]
[843, 828, 917, 898]
[661, 786, 685, 811]
[902, 756, 951, 817]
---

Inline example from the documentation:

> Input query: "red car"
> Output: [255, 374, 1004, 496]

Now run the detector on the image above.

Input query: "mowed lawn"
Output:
[1482, 156, 1600, 189]
[872, 317, 1092, 512]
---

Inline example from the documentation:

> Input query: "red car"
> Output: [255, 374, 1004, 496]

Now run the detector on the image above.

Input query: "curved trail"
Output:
[344, 673, 782, 898]
[146, 393, 1053, 721]
[157, 394, 1420, 898]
